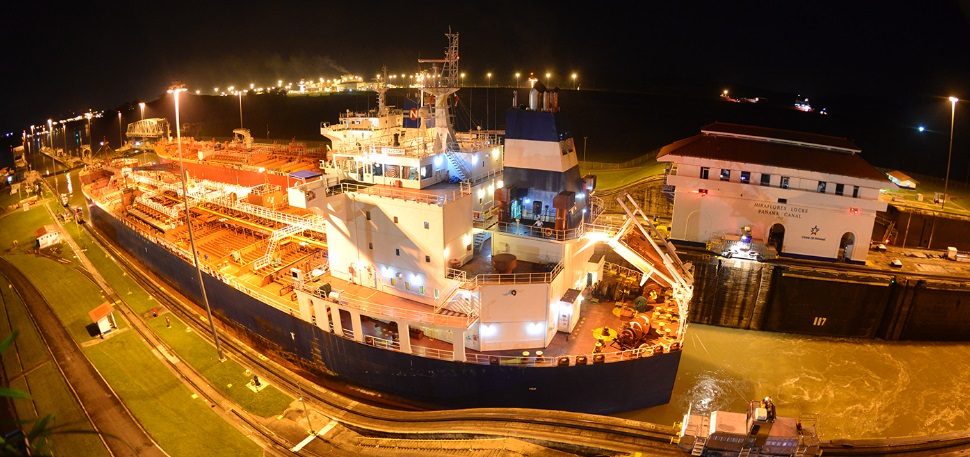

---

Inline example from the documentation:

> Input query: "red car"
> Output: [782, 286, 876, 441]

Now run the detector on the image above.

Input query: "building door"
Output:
[768, 223, 786, 254]
[840, 232, 856, 261]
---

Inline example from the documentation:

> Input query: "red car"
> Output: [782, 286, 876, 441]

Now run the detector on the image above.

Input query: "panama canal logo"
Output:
[802, 225, 825, 241]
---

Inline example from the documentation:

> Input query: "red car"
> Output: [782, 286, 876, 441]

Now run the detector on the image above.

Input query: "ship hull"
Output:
[88, 203, 681, 414]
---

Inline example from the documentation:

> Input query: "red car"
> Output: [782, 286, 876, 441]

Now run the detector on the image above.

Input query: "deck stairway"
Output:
[472, 231, 490, 253]
[445, 151, 471, 181]
[689, 436, 706, 456]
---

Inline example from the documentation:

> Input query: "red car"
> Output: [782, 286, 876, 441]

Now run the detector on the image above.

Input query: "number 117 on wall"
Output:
[813, 317, 827, 326]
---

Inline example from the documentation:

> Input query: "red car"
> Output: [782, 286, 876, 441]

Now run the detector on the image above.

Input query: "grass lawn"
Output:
[78, 231, 162, 316]
[146, 315, 292, 418]
[83, 331, 261, 457]
[0, 202, 54, 252]
[22, 363, 109, 457]
[4, 254, 123, 343]
[0, 274, 109, 457]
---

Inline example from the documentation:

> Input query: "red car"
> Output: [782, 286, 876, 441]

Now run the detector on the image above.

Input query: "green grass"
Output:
[0, 203, 54, 252]
[0, 276, 50, 377]
[146, 315, 293, 417]
[4, 254, 124, 343]
[21, 363, 108, 457]
[83, 331, 261, 457]
[77, 232, 160, 315]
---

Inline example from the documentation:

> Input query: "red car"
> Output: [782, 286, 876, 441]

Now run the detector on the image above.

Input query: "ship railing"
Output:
[493, 220, 585, 241]
[341, 182, 457, 206]
[336, 293, 474, 328]
[460, 346, 678, 366]
[463, 260, 565, 287]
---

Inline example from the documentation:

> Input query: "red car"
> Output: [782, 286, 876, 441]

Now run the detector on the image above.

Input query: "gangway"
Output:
[584, 193, 693, 340]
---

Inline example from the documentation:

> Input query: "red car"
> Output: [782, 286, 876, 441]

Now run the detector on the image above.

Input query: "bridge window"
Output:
[700, 167, 710, 179]
[817, 181, 827, 193]
[740, 171, 751, 183]
[760, 173, 771, 186]
[719, 169, 731, 181]
[835, 183, 844, 196]
[853, 186, 860, 198]
[780, 176, 790, 189]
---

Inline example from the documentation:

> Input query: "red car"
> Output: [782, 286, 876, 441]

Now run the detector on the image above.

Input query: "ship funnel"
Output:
[529, 81, 548, 111]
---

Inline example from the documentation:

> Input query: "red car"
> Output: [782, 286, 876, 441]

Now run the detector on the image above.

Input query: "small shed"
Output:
[886, 170, 918, 189]
[88, 302, 117, 337]
[35, 224, 60, 249]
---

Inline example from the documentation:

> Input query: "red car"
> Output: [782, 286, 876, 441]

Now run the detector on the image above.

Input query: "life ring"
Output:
[409, 108, 418, 120]
[543, 228, 554, 237]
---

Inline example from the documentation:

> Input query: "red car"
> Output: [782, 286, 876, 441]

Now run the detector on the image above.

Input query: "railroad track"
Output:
[86, 224, 683, 456]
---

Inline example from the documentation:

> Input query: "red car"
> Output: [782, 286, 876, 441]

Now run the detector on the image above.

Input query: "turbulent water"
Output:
[621, 324, 970, 440]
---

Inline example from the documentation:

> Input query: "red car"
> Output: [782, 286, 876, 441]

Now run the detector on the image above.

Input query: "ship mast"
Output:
[417, 29, 459, 152]
[377, 65, 390, 117]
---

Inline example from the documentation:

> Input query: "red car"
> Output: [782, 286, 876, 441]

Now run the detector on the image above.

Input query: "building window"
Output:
[760, 173, 771, 186]
[405, 282, 410, 291]
[366, 211, 371, 220]
[740, 171, 751, 184]
[700, 167, 710, 179]
[853, 186, 859, 198]
[390, 278, 396, 286]
[835, 183, 844, 196]
[720, 169, 731, 181]
[425, 255, 431, 262]
[368, 242, 373, 250]
[817, 181, 827, 193]
[419, 286, 425, 295]
[395, 248, 401, 256]
[778, 198, 787, 204]
[780, 176, 790, 189]
[424, 222, 429, 229]
[394, 216, 399, 223]
[434, 289, 440, 299]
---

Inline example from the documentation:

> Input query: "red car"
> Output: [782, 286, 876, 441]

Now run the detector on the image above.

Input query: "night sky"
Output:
[4, 1, 970, 169]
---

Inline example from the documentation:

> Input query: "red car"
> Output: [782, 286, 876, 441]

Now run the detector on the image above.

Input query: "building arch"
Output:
[684, 210, 712, 243]
[840, 232, 856, 261]
[768, 223, 786, 254]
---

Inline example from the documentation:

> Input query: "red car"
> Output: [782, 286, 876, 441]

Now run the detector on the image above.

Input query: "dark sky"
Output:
[4, 1, 970, 135]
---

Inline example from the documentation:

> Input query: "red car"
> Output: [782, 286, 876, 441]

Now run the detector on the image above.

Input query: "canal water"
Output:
[35, 154, 970, 441]
[622, 323, 970, 440]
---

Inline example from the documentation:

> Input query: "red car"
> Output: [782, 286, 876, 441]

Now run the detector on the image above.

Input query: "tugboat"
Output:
[676, 397, 821, 456]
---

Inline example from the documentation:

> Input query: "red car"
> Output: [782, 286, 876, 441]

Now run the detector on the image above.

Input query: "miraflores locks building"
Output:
[657, 122, 893, 264]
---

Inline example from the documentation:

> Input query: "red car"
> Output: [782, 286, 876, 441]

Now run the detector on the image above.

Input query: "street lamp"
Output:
[48, 118, 58, 198]
[169, 81, 226, 361]
[460, 72, 465, 87]
[942, 96, 958, 211]
[546, 72, 552, 87]
[118, 111, 123, 149]
[515, 72, 520, 88]
[572, 73, 578, 89]
[139, 102, 145, 120]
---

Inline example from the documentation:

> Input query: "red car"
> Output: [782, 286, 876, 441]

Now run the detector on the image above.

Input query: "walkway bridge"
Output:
[126, 118, 169, 141]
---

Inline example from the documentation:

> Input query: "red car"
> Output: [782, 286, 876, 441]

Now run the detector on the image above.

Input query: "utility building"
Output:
[658, 123, 893, 264]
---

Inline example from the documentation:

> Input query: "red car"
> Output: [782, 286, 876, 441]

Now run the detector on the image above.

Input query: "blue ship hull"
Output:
[90, 204, 681, 414]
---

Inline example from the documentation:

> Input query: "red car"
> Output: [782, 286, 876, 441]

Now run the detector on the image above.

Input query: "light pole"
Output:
[139, 102, 145, 120]
[546, 72, 552, 88]
[572, 73, 578, 90]
[515, 72, 520, 89]
[942, 96, 958, 211]
[118, 111, 124, 149]
[238, 90, 244, 129]
[486, 72, 492, 131]
[169, 81, 226, 361]
[48, 119, 58, 198]
[84, 112, 92, 159]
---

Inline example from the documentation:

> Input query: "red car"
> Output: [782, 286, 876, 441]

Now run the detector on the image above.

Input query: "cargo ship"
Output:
[81, 31, 693, 414]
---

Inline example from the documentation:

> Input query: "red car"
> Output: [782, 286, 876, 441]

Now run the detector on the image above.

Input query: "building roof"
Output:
[657, 123, 890, 183]
[700, 122, 861, 152]
[88, 302, 114, 322]
[35, 224, 58, 238]
[886, 170, 917, 183]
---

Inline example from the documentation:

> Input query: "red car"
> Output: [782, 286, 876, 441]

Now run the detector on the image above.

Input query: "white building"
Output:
[658, 122, 893, 264]
[35, 224, 60, 249]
